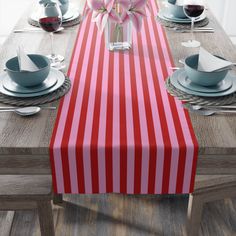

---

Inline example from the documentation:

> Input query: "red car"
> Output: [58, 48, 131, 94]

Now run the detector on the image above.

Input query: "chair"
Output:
[0, 175, 54, 236]
[187, 175, 236, 236]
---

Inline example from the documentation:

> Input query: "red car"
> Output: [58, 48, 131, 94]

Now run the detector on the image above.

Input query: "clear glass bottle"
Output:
[105, 20, 132, 51]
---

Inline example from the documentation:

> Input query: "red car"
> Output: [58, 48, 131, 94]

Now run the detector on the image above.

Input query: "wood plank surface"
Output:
[0, 0, 235, 175]
[0, 175, 51, 200]
[0, 194, 235, 236]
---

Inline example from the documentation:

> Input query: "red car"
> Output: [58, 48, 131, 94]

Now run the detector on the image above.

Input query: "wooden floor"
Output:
[0, 194, 236, 236]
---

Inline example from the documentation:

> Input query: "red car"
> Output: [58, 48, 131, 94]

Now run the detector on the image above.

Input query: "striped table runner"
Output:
[50, 0, 198, 194]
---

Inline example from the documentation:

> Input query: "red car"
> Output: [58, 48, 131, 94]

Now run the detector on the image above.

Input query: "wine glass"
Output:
[182, 0, 205, 48]
[39, 0, 65, 69]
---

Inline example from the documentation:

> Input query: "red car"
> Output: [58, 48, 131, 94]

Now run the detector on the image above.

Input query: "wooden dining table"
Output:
[0, 0, 236, 190]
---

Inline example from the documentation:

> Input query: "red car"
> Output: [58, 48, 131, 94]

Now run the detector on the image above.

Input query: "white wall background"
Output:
[0, 0, 32, 44]
[207, 0, 236, 44]
[0, 0, 236, 45]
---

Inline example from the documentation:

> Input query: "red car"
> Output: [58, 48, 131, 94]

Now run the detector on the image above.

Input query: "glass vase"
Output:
[105, 20, 132, 51]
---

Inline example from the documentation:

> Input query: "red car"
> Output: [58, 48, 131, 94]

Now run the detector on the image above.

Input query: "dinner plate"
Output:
[3, 73, 58, 94]
[30, 5, 79, 23]
[177, 70, 233, 93]
[158, 9, 206, 23]
[0, 69, 65, 98]
[62, 10, 74, 21]
[170, 69, 236, 97]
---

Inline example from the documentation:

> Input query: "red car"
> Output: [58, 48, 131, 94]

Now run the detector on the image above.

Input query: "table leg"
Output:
[37, 201, 55, 236]
[186, 194, 203, 236]
[53, 194, 63, 204]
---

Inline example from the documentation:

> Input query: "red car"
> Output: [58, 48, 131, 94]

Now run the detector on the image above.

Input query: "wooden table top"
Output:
[0, 0, 236, 175]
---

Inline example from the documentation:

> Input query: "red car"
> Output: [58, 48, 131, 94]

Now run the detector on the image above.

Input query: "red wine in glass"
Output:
[39, 17, 62, 32]
[183, 5, 204, 18]
[182, 1, 205, 48]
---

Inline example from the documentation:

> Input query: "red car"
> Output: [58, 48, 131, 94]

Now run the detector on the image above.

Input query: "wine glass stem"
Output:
[50, 32, 56, 61]
[191, 18, 194, 42]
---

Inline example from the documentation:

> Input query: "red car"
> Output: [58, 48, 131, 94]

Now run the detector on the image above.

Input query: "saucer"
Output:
[0, 69, 65, 98]
[170, 69, 236, 97]
[177, 70, 232, 93]
[158, 9, 206, 23]
[3, 73, 57, 94]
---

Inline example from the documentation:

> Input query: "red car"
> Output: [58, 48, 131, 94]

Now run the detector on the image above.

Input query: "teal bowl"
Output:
[184, 54, 229, 87]
[5, 54, 50, 87]
[167, 2, 186, 19]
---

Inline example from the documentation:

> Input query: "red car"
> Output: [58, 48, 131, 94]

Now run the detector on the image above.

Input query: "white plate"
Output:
[158, 9, 206, 23]
[177, 70, 232, 93]
[170, 69, 236, 97]
[0, 69, 65, 98]
[3, 73, 57, 94]
[30, 5, 80, 23]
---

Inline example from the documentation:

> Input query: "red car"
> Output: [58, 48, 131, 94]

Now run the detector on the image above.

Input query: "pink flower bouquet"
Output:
[87, 0, 148, 32]
[86, 0, 149, 50]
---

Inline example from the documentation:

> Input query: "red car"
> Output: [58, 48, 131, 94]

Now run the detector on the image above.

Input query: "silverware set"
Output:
[169, 27, 215, 33]
[183, 104, 236, 116]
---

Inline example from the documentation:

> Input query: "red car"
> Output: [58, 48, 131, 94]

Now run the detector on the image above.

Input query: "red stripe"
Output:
[105, 52, 114, 192]
[119, 52, 127, 193]
[75, 26, 98, 193]
[141, 18, 172, 194]
[90, 36, 105, 193]
[49, 13, 83, 193]
[128, 49, 142, 194]
[135, 32, 158, 194]
[59, 14, 93, 193]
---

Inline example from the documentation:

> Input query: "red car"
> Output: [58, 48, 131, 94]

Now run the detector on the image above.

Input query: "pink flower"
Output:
[87, 0, 121, 31]
[119, 0, 147, 31]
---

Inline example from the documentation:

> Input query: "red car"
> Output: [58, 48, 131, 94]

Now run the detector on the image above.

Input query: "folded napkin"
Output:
[198, 47, 233, 72]
[17, 46, 39, 72]
[168, 0, 177, 4]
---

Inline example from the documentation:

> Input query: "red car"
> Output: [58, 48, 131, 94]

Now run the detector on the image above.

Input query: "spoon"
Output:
[0, 106, 41, 116]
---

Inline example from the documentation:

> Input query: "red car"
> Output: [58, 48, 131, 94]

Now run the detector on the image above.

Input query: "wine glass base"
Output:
[47, 54, 65, 63]
[181, 40, 201, 48]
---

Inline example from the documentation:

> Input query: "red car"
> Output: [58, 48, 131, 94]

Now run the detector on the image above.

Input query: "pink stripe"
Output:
[83, 29, 102, 194]
[67, 23, 96, 193]
[140, 24, 168, 194]
[154, 147, 165, 194]
[124, 53, 135, 194]
[53, 148, 65, 193]
[97, 48, 110, 193]
[146, 9, 180, 193]
[150, 1, 195, 192]
[52, 16, 89, 193]
[132, 32, 150, 194]
[183, 146, 194, 193]
[112, 52, 120, 193]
